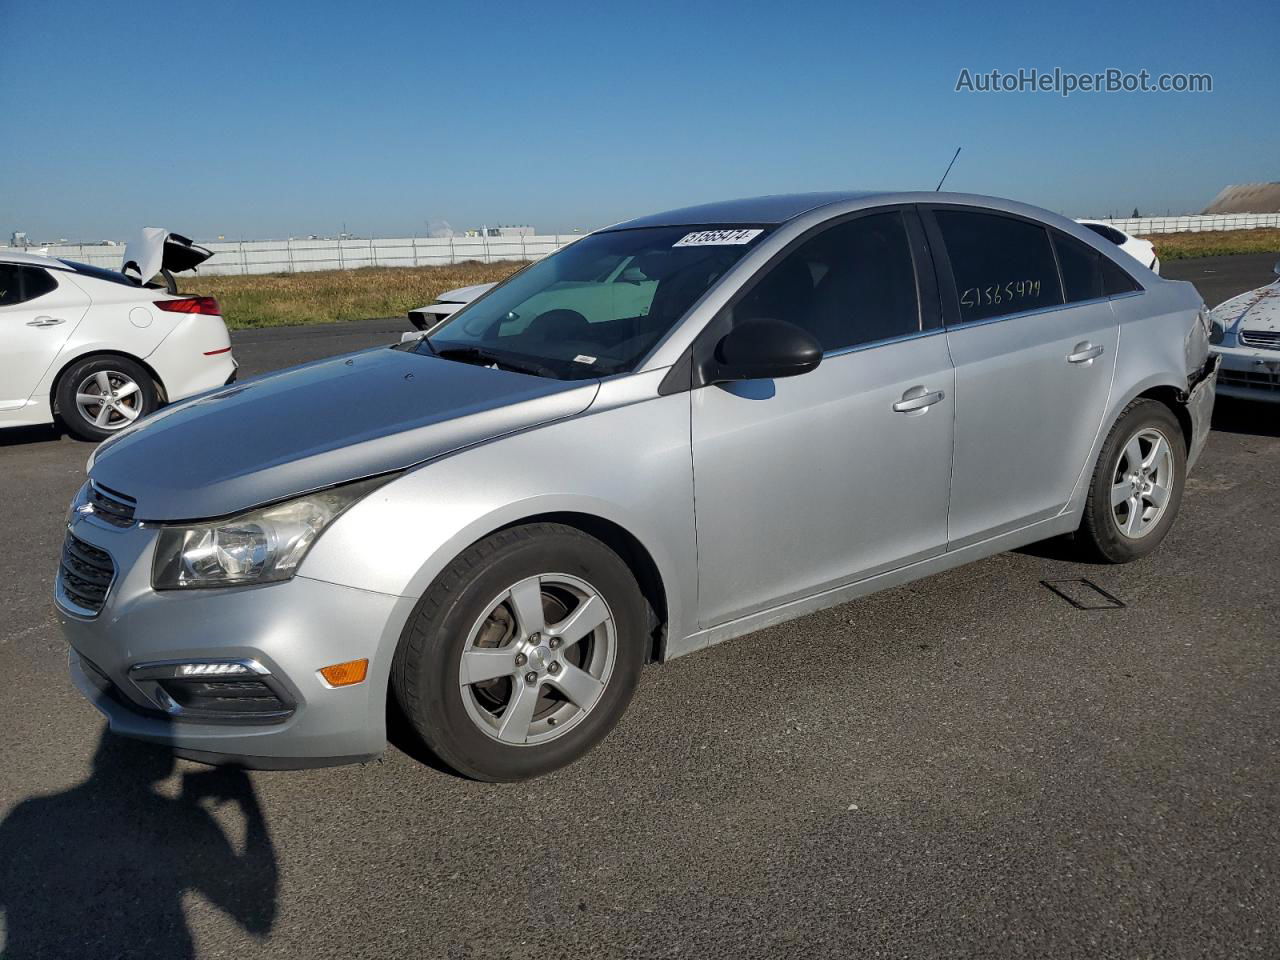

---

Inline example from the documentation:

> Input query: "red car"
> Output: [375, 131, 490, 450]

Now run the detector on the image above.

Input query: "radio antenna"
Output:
[935, 147, 961, 192]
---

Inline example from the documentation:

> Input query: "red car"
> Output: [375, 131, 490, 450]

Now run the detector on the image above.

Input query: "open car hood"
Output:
[121, 228, 213, 284]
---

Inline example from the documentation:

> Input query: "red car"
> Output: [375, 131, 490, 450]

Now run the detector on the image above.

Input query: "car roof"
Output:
[608, 191, 890, 229]
[0, 250, 70, 269]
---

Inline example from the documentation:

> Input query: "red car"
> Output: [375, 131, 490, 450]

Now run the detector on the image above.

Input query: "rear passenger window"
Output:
[1101, 256, 1142, 295]
[733, 210, 921, 353]
[0, 265, 57, 307]
[934, 210, 1064, 323]
[1052, 230, 1103, 302]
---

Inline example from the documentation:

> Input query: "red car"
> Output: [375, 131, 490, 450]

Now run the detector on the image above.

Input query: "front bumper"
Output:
[1213, 344, 1280, 404]
[57, 514, 417, 768]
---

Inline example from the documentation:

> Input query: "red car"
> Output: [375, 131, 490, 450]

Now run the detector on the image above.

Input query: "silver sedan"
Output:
[58, 191, 1217, 780]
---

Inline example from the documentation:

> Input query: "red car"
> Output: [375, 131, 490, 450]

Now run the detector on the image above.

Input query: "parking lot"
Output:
[1, 253, 1277, 959]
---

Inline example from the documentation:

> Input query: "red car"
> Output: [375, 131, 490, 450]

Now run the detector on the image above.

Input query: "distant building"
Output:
[1203, 182, 1280, 214]
[467, 225, 535, 238]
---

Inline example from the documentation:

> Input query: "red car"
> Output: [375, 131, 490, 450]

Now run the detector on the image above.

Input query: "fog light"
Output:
[179, 662, 252, 677]
[319, 658, 368, 687]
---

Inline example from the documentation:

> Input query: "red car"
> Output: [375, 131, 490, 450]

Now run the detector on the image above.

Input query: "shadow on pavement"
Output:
[0, 423, 68, 448]
[1211, 396, 1280, 439]
[0, 728, 277, 959]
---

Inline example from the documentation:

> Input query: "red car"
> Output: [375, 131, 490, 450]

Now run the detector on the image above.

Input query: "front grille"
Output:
[87, 482, 136, 527]
[58, 532, 115, 615]
[1219, 369, 1280, 392]
[1239, 329, 1280, 349]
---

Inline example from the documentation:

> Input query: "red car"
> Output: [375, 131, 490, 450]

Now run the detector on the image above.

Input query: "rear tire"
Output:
[1077, 399, 1186, 563]
[55, 356, 159, 442]
[391, 522, 647, 781]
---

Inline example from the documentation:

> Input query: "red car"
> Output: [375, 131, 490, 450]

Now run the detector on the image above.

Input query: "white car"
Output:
[0, 229, 236, 441]
[1077, 220, 1160, 274]
[1208, 260, 1280, 403]
[408, 282, 496, 330]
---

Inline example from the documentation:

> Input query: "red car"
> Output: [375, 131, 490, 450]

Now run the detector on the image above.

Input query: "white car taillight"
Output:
[155, 296, 221, 316]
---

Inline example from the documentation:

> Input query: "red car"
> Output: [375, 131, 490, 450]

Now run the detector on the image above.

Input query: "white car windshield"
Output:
[419, 225, 769, 379]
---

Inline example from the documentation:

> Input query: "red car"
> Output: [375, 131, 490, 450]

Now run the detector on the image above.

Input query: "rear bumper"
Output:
[1213, 344, 1280, 404]
[1185, 354, 1219, 470]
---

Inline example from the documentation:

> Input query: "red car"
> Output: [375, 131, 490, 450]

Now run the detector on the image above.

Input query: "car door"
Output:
[0, 265, 91, 414]
[922, 206, 1121, 548]
[689, 208, 955, 628]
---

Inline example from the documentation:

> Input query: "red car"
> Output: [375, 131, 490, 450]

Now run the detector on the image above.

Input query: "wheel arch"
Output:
[48, 348, 168, 413]
[490, 511, 669, 663]
[1133, 384, 1194, 454]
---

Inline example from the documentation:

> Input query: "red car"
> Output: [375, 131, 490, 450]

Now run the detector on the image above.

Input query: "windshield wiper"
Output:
[434, 346, 560, 379]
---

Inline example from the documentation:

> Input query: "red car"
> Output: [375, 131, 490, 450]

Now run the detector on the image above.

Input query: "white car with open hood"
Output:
[1209, 260, 1280, 402]
[0, 229, 236, 441]
[1076, 220, 1160, 274]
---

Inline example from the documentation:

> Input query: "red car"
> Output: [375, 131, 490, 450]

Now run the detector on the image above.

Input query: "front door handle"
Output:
[1067, 341, 1105, 364]
[26, 316, 66, 327]
[893, 385, 946, 414]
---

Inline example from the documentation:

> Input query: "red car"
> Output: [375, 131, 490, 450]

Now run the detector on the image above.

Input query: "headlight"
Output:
[152, 475, 395, 590]
[1209, 320, 1226, 346]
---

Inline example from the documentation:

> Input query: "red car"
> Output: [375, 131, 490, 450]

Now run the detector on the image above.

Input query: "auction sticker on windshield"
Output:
[673, 228, 763, 247]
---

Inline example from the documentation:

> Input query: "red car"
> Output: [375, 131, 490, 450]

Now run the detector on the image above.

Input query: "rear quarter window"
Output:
[0, 264, 58, 306]
[1052, 230, 1103, 303]
[934, 210, 1064, 323]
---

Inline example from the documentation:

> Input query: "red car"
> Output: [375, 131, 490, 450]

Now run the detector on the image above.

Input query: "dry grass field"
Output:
[1144, 227, 1280, 261]
[174, 228, 1280, 330]
[178, 261, 527, 329]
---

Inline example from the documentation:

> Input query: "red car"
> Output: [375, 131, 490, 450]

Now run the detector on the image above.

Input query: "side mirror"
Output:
[1273, 259, 1280, 277]
[705, 317, 822, 384]
[400, 331, 424, 344]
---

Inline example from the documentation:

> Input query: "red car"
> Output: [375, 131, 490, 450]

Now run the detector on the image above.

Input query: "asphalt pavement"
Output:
[0, 254, 1277, 959]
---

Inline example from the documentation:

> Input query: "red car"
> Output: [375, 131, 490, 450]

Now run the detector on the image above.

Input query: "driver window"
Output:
[732, 211, 921, 353]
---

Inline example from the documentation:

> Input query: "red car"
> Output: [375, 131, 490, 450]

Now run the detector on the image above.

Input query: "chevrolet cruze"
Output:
[58, 192, 1218, 780]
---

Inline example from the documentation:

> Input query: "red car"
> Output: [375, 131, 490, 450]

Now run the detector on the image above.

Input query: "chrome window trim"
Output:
[822, 325, 946, 360]
[942, 291, 1140, 333]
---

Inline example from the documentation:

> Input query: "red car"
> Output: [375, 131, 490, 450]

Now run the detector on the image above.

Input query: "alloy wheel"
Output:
[458, 573, 616, 746]
[74, 370, 144, 431]
[1110, 426, 1175, 539]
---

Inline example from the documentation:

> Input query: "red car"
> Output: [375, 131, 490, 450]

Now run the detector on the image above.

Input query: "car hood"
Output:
[1209, 280, 1280, 332]
[89, 347, 599, 521]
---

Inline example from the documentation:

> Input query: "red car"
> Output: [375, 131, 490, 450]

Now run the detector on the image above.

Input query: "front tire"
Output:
[55, 356, 159, 442]
[391, 523, 647, 781]
[1077, 399, 1186, 563]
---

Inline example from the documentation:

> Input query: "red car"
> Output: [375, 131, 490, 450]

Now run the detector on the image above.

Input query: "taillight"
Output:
[155, 296, 221, 316]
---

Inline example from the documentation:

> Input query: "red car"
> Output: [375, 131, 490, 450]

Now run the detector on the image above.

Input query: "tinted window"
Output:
[935, 210, 1064, 323]
[1053, 230, 1103, 303]
[1102, 256, 1142, 295]
[0, 265, 57, 307]
[730, 210, 920, 353]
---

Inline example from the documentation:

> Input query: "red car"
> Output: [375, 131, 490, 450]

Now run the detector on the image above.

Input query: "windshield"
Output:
[418, 225, 769, 379]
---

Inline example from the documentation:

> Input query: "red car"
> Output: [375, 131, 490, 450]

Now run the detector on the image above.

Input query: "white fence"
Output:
[7, 213, 1279, 276]
[1094, 213, 1280, 235]
[7, 234, 582, 276]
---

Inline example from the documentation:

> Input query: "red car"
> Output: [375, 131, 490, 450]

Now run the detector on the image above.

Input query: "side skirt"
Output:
[665, 513, 1079, 660]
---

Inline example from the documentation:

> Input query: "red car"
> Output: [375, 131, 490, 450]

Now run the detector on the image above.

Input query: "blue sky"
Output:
[2, 0, 1276, 241]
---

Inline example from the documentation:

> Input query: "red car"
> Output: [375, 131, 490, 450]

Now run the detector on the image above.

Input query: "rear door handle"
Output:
[1067, 341, 1104, 364]
[26, 316, 66, 327]
[893, 385, 946, 414]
